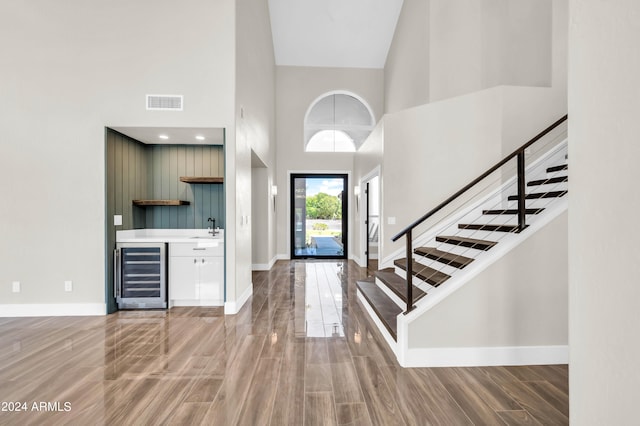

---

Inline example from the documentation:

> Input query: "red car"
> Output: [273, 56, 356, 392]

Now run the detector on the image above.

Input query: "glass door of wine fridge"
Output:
[114, 242, 167, 309]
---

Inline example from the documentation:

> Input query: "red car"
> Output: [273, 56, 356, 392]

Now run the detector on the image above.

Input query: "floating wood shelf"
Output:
[179, 177, 224, 184]
[133, 200, 190, 206]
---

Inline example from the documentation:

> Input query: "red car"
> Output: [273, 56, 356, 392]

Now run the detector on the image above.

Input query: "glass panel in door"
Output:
[291, 174, 347, 259]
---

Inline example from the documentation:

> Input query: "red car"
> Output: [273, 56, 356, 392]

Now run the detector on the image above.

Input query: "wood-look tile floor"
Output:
[0, 260, 568, 425]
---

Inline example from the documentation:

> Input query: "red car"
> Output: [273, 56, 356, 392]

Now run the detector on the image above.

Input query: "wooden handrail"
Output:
[391, 114, 567, 242]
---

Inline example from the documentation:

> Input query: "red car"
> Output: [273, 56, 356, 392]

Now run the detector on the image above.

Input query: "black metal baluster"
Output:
[405, 229, 413, 313]
[517, 151, 527, 232]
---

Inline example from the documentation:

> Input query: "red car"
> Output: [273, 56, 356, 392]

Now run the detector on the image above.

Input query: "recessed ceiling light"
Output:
[159, 134, 169, 140]
[195, 135, 205, 141]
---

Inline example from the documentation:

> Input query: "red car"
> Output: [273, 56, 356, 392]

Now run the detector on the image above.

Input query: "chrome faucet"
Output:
[207, 217, 217, 235]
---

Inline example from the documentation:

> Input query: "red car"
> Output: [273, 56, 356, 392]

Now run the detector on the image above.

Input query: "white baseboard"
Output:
[276, 253, 290, 261]
[224, 282, 253, 315]
[350, 254, 363, 267]
[401, 345, 569, 368]
[171, 300, 223, 307]
[0, 303, 106, 317]
[252, 256, 278, 271]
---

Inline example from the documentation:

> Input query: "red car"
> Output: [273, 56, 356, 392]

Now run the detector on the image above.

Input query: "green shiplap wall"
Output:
[106, 130, 149, 230]
[106, 129, 149, 313]
[146, 145, 225, 229]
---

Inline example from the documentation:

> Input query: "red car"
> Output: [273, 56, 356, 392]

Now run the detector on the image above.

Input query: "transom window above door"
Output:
[304, 92, 375, 152]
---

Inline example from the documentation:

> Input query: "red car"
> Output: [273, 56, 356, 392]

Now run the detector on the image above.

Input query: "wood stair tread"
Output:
[507, 190, 567, 201]
[458, 223, 519, 233]
[527, 176, 568, 186]
[394, 259, 450, 287]
[547, 164, 568, 173]
[436, 235, 497, 251]
[414, 247, 474, 269]
[375, 268, 427, 303]
[356, 279, 402, 340]
[483, 208, 545, 215]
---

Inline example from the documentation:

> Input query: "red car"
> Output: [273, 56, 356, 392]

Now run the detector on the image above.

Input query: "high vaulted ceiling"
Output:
[268, 0, 404, 69]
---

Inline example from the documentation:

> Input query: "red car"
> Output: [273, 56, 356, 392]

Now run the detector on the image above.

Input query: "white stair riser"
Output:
[374, 277, 406, 308]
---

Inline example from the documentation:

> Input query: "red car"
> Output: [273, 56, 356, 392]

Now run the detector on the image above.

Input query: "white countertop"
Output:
[116, 229, 224, 244]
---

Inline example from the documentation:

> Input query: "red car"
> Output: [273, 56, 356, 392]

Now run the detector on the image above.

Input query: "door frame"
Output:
[359, 166, 381, 268]
[289, 172, 349, 259]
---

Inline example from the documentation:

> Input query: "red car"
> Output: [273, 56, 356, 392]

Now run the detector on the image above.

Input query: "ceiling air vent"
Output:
[146, 95, 183, 111]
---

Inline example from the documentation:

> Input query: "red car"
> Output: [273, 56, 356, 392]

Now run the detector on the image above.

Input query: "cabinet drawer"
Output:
[169, 242, 223, 257]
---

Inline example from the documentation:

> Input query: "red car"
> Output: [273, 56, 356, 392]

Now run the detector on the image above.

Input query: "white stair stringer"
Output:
[395, 195, 568, 367]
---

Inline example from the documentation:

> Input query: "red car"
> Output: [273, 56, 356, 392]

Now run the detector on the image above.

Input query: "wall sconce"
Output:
[272, 185, 278, 211]
[354, 185, 361, 211]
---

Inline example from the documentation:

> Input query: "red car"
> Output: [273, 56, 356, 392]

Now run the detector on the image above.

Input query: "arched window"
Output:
[306, 130, 356, 152]
[304, 92, 375, 152]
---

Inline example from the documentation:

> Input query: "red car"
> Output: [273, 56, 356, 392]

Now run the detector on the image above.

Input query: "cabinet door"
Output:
[198, 256, 223, 304]
[169, 257, 199, 300]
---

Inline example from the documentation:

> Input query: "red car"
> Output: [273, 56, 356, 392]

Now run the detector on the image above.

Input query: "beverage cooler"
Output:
[114, 242, 167, 309]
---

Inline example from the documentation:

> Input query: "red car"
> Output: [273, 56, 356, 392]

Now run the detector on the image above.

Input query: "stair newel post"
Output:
[517, 151, 527, 232]
[405, 229, 413, 313]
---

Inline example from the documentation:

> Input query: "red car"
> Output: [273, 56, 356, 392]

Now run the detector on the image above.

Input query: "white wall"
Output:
[0, 0, 235, 311]
[384, 0, 553, 109]
[429, 0, 552, 102]
[353, 122, 385, 264]
[373, 0, 567, 264]
[501, 0, 568, 156]
[429, 0, 486, 102]
[380, 88, 504, 262]
[234, 0, 277, 304]
[384, 0, 430, 113]
[275, 66, 384, 259]
[408, 211, 568, 348]
[251, 164, 275, 270]
[504, 0, 553, 87]
[568, 0, 640, 423]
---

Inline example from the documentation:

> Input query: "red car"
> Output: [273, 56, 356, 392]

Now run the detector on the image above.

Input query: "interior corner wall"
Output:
[384, 0, 556, 113]
[568, 0, 640, 423]
[274, 66, 384, 259]
[428, 0, 485, 102]
[236, 0, 276, 297]
[384, 0, 430, 113]
[504, 0, 553, 87]
[500, 0, 568, 157]
[231, 122, 252, 304]
[251, 166, 271, 268]
[106, 130, 149, 232]
[0, 0, 235, 309]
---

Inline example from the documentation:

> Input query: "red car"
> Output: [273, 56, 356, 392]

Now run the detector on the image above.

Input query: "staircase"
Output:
[355, 116, 569, 365]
